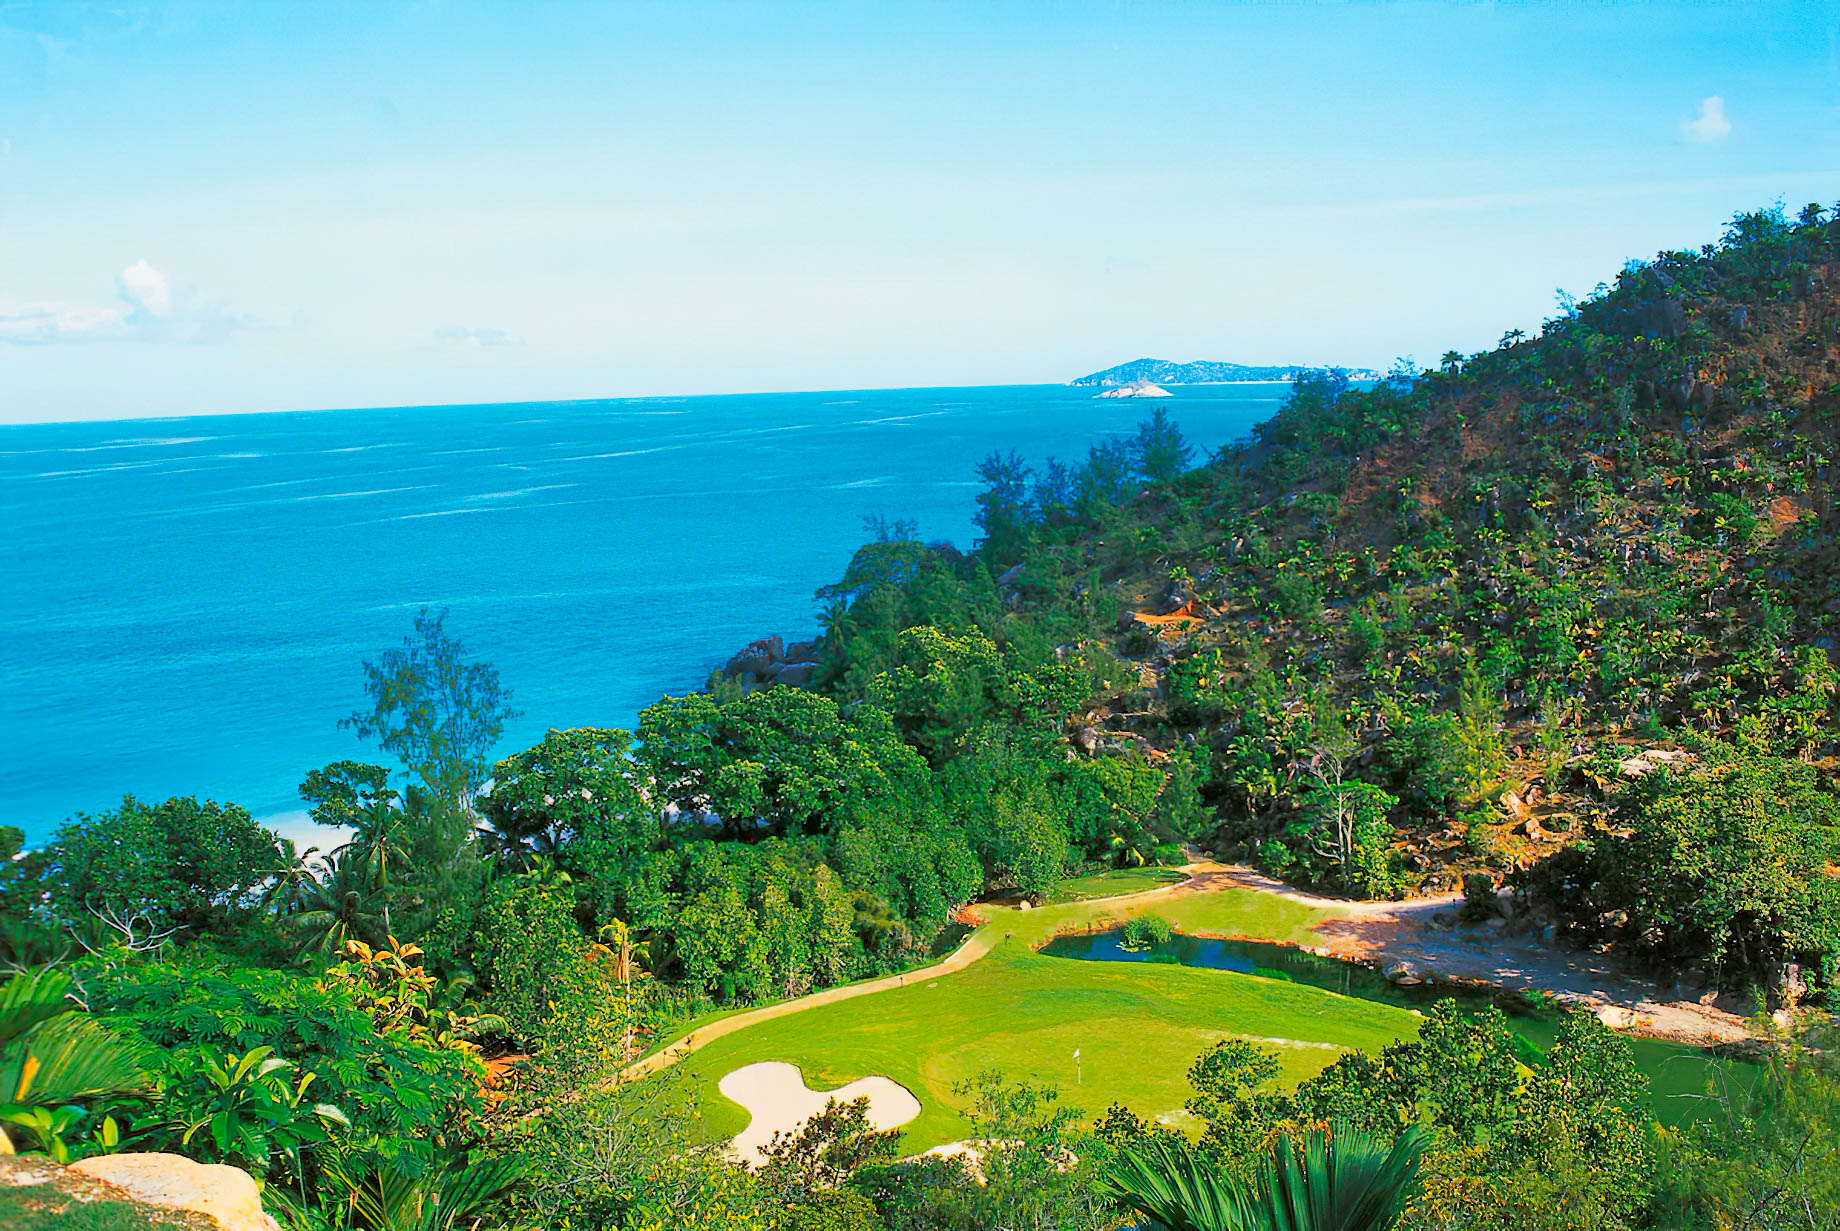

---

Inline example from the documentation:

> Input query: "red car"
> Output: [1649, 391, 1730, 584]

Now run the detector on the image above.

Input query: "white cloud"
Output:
[1680, 96, 1731, 144]
[436, 324, 523, 347]
[117, 258, 173, 318]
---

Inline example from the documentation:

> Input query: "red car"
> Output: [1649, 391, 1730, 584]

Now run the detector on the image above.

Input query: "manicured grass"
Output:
[1045, 867, 1185, 903]
[997, 882, 1335, 951]
[671, 932, 1422, 1153]
[641, 872, 1320, 1061]
[1151, 888, 1336, 947]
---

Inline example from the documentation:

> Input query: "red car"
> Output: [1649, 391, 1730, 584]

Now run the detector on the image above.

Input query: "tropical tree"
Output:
[1135, 405, 1195, 483]
[344, 805, 412, 938]
[259, 838, 324, 917]
[482, 727, 652, 871]
[1106, 1122, 1428, 1231]
[973, 449, 1034, 564]
[342, 607, 521, 808]
[40, 796, 282, 936]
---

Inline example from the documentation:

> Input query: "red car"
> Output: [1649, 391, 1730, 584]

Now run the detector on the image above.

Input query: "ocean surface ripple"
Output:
[0, 384, 1280, 843]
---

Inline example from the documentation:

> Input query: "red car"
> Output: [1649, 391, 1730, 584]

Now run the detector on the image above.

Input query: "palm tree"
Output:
[259, 838, 324, 916]
[292, 852, 389, 959]
[1105, 1123, 1427, 1231]
[0, 968, 156, 1153]
[339, 796, 416, 937]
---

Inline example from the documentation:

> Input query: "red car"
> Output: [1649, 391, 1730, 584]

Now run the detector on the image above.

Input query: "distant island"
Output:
[1069, 357, 1383, 386]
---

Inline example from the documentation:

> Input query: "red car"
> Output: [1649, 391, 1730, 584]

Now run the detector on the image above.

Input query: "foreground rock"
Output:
[69, 1154, 279, 1231]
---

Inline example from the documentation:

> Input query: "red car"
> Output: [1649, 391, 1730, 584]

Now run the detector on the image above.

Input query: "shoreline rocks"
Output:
[722, 633, 822, 690]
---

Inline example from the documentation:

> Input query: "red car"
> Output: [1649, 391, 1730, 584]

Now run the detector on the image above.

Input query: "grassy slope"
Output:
[664, 883, 1397, 1153]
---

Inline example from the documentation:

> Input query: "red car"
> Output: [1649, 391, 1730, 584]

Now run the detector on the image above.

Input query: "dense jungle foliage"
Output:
[3, 205, 1838, 1229]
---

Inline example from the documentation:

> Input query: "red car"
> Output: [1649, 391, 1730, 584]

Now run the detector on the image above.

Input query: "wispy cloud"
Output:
[0, 301, 125, 344]
[1680, 96, 1731, 144]
[0, 260, 251, 346]
[436, 324, 523, 347]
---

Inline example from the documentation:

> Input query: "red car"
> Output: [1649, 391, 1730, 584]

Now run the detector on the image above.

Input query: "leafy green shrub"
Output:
[86, 958, 484, 1159]
[1119, 915, 1173, 951]
[1583, 744, 1840, 992]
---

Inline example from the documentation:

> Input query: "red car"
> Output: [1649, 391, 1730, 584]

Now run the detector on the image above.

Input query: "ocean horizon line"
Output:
[0, 375, 1333, 431]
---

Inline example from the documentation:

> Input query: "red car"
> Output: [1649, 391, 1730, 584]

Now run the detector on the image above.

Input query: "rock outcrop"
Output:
[69, 1153, 280, 1231]
[1095, 380, 1173, 399]
[721, 634, 822, 690]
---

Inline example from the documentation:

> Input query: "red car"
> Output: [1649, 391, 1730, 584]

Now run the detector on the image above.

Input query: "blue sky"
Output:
[2, 1, 1837, 423]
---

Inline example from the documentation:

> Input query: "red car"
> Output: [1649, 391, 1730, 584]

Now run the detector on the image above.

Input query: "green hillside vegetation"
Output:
[811, 201, 1840, 1000]
[1, 205, 1836, 1229]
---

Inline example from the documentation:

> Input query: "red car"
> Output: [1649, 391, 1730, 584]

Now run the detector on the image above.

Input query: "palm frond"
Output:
[1105, 1133, 1259, 1231]
[0, 1013, 157, 1104]
[1263, 1124, 1427, 1231]
[324, 1151, 526, 1231]
[0, 969, 79, 1048]
[1106, 1123, 1428, 1231]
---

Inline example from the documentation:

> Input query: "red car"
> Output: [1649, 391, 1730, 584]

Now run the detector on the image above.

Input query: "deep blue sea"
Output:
[1, 383, 1284, 846]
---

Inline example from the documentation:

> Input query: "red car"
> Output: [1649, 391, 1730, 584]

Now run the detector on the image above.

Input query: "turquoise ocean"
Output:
[1, 383, 1284, 846]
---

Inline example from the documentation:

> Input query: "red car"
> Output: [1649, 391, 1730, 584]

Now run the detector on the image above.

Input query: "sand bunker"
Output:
[719, 1061, 921, 1165]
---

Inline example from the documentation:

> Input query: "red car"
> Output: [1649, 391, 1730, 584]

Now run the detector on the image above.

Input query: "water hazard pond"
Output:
[1041, 929, 1736, 1124]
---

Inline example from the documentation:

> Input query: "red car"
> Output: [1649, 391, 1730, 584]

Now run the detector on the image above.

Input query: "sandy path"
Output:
[718, 1061, 920, 1165]
[1300, 899, 1753, 1045]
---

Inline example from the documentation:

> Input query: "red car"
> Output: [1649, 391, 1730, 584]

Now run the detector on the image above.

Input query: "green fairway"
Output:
[1045, 867, 1186, 902]
[641, 881, 1339, 1061]
[671, 928, 1422, 1153]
